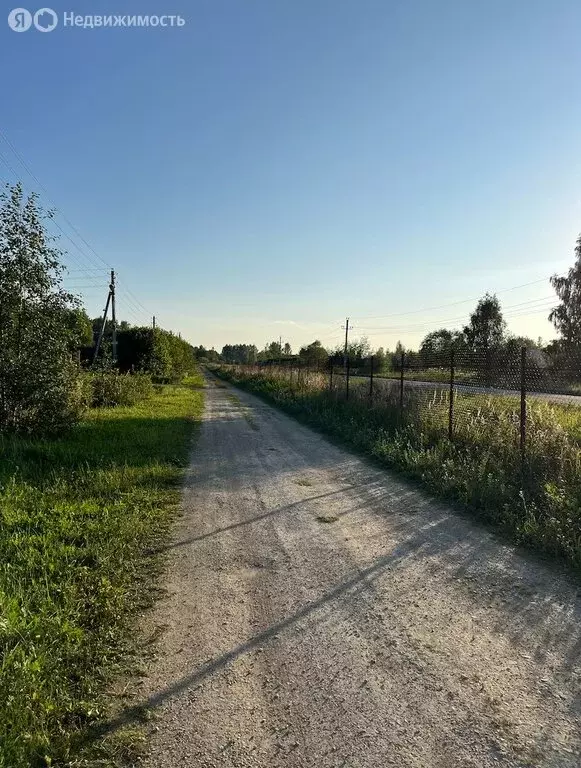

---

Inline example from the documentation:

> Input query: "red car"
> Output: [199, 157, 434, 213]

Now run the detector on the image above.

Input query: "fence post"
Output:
[520, 346, 527, 470]
[448, 348, 455, 440]
[369, 355, 374, 402]
[346, 357, 350, 401]
[399, 352, 405, 410]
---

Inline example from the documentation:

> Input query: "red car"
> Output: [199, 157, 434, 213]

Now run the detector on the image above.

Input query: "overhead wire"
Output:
[0, 132, 153, 324]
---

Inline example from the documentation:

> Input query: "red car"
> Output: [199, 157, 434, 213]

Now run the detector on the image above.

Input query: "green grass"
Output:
[217, 365, 581, 571]
[0, 380, 204, 768]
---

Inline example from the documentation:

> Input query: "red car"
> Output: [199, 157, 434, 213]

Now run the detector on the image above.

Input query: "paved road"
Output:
[347, 374, 581, 406]
[127, 374, 580, 767]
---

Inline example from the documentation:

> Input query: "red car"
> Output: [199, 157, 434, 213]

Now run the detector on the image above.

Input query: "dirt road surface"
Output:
[131, 374, 581, 767]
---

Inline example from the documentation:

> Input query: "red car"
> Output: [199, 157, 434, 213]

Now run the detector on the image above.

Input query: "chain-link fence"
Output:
[220, 350, 581, 563]
[227, 348, 581, 486]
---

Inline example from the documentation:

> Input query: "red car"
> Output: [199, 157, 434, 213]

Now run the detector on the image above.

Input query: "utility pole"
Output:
[342, 317, 351, 374]
[110, 270, 117, 364]
[152, 315, 156, 331]
[93, 284, 112, 364]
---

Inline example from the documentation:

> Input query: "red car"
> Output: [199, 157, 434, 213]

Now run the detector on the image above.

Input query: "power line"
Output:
[118, 290, 150, 320]
[0, 148, 112, 279]
[350, 277, 557, 322]
[0, 133, 154, 322]
[361, 303, 557, 338]
[0, 129, 111, 272]
[64, 268, 109, 275]
[117, 280, 151, 316]
[356, 296, 558, 333]
[0, 151, 100, 277]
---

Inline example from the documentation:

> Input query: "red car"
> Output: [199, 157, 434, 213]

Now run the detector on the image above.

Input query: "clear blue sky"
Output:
[2, 0, 580, 353]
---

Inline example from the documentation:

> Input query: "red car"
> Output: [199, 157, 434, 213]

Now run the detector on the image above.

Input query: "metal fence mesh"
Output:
[227, 346, 581, 483]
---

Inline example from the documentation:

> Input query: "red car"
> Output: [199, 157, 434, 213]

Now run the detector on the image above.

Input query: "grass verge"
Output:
[215, 365, 581, 572]
[0, 375, 204, 767]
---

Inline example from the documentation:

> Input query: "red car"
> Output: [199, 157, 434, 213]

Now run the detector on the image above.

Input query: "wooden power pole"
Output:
[342, 317, 350, 374]
[110, 270, 117, 364]
[92, 270, 117, 365]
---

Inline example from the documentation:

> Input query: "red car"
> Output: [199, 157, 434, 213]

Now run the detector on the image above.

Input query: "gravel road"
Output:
[130, 373, 581, 767]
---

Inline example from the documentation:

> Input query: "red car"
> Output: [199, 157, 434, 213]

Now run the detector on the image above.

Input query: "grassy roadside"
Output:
[214, 366, 581, 571]
[0, 374, 204, 768]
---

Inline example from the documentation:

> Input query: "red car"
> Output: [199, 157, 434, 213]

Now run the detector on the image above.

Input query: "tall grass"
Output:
[217, 365, 581, 569]
[0, 377, 204, 767]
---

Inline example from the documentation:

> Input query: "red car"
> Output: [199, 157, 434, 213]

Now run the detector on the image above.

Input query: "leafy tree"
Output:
[267, 341, 282, 358]
[64, 308, 93, 350]
[256, 341, 283, 362]
[221, 344, 257, 364]
[117, 326, 195, 380]
[391, 341, 405, 370]
[205, 347, 221, 363]
[283, 342, 292, 356]
[330, 337, 371, 368]
[373, 347, 387, 372]
[419, 328, 465, 367]
[462, 294, 506, 383]
[500, 335, 548, 380]
[298, 340, 329, 368]
[463, 294, 506, 353]
[347, 337, 371, 367]
[549, 233, 581, 345]
[0, 183, 82, 434]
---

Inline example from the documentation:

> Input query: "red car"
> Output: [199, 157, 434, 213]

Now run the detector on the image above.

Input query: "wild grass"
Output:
[217, 365, 581, 570]
[0, 381, 204, 767]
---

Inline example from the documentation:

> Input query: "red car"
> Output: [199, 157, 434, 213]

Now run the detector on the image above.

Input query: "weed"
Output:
[316, 515, 339, 523]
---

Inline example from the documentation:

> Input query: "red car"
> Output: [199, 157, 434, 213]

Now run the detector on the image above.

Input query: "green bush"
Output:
[88, 372, 154, 408]
[116, 327, 195, 382]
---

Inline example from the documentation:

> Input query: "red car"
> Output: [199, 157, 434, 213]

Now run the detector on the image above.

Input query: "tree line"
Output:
[205, 294, 530, 373]
[213, 231, 581, 381]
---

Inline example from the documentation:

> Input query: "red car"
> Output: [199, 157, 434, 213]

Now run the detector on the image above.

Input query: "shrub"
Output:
[116, 327, 195, 382]
[88, 372, 154, 408]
